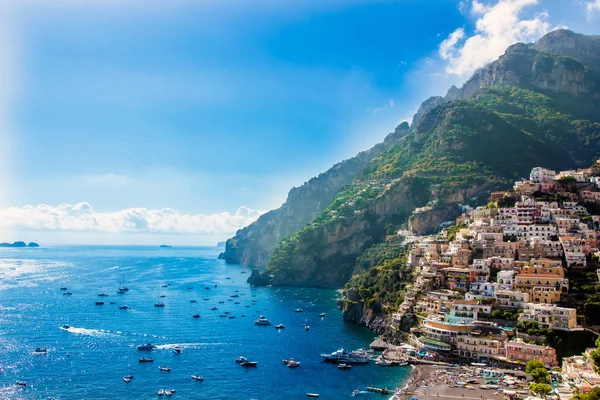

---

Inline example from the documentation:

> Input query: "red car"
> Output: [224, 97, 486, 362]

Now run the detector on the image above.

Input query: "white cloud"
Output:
[439, 0, 552, 77]
[0, 202, 265, 235]
[587, 0, 600, 17]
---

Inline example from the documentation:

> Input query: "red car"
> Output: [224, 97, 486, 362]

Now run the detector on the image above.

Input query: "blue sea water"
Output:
[0, 246, 410, 399]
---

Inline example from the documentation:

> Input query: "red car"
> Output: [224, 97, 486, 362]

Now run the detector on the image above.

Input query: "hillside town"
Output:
[381, 162, 600, 399]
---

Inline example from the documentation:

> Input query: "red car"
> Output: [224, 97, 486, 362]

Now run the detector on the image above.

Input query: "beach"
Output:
[391, 365, 507, 400]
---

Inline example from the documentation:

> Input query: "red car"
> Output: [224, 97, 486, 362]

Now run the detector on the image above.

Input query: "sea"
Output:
[0, 245, 410, 399]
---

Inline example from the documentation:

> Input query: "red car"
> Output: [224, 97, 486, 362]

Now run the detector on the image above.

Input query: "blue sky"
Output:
[0, 0, 598, 245]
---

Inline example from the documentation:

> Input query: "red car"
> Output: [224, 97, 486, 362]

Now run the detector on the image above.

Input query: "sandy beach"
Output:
[391, 365, 506, 400]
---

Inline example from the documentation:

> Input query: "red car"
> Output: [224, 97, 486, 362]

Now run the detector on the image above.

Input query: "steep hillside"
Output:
[262, 30, 600, 288]
[222, 123, 410, 267]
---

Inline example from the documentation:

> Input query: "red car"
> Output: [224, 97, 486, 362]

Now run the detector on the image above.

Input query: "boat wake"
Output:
[155, 342, 226, 350]
[60, 326, 120, 338]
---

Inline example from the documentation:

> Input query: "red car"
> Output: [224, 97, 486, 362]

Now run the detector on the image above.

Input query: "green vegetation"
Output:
[573, 387, 600, 400]
[526, 359, 550, 384]
[530, 383, 552, 397]
[345, 253, 413, 311]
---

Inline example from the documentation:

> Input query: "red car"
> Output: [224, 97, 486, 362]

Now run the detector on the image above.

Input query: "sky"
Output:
[0, 0, 598, 245]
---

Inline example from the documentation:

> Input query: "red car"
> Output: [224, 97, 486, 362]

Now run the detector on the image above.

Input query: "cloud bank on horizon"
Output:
[440, 0, 553, 77]
[0, 203, 265, 235]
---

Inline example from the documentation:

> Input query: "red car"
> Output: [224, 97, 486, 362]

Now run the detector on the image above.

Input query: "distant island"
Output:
[159, 244, 172, 248]
[216, 241, 226, 247]
[0, 241, 39, 248]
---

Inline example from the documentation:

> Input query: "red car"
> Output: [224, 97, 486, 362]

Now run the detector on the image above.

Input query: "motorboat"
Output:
[375, 358, 392, 366]
[304, 325, 310, 331]
[139, 358, 154, 363]
[117, 290, 125, 294]
[398, 361, 408, 366]
[162, 284, 168, 288]
[95, 301, 104, 305]
[224, 311, 231, 314]
[254, 315, 271, 325]
[307, 394, 319, 398]
[60, 287, 67, 291]
[241, 314, 247, 317]
[98, 293, 108, 297]
[275, 324, 285, 329]
[229, 315, 235, 319]
[124, 375, 134, 380]
[123, 377, 132, 383]
[158, 389, 165, 396]
[192, 314, 201, 318]
[119, 305, 129, 310]
[16, 382, 27, 387]
[337, 364, 352, 370]
[211, 307, 217, 310]
[154, 302, 165, 307]
[287, 360, 300, 368]
[295, 309, 303, 313]
[34, 347, 47, 353]
[191, 375, 204, 381]
[218, 301, 224, 304]
[236, 356, 248, 364]
[63, 292, 72, 295]
[165, 390, 173, 396]
[158, 366, 171, 372]
[240, 361, 257, 367]
[62, 324, 70, 329]
[173, 346, 181, 354]
[231, 294, 239, 298]
[220, 314, 227, 317]
[319, 313, 326, 317]
[353, 389, 359, 396]
[190, 300, 197, 303]
[321, 348, 369, 364]
[159, 295, 166, 298]
[137, 343, 156, 351]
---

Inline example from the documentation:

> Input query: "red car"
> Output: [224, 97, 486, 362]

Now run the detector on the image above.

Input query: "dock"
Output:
[369, 337, 389, 351]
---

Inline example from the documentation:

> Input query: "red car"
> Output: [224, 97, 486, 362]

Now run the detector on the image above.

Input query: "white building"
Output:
[530, 167, 556, 184]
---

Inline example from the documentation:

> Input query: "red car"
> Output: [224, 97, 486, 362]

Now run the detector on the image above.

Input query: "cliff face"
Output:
[223, 123, 411, 267]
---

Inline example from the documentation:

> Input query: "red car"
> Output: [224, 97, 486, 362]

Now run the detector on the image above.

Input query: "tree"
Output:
[572, 387, 600, 400]
[526, 359, 550, 384]
[525, 359, 545, 373]
[530, 383, 552, 397]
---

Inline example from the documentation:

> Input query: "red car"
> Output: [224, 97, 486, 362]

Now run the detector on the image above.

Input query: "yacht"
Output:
[295, 309, 303, 313]
[119, 305, 129, 310]
[191, 375, 204, 381]
[119, 278, 129, 292]
[165, 390, 173, 396]
[240, 361, 257, 367]
[304, 325, 310, 331]
[162, 284, 168, 288]
[319, 313, 326, 317]
[60, 287, 67, 291]
[173, 346, 181, 354]
[235, 356, 248, 363]
[158, 366, 171, 372]
[375, 358, 392, 366]
[154, 302, 165, 307]
[34, 347, 47, 354]
[159, 295, 166, 298]
[63, 292, 72, 295]
[254, 315, 271, 325]
[123, 377, 132, 383]
[190, 300, 197, 303]
[98, 293, 108, 297]
[61, 324, 70, 329]
[16, 382, 27, 387]
[95, 301, 104, 305]
[137, 343, 156, 351]
[307, 394, 319, 398]
[321, 348, 369, 364]
[229, 315, 235, 319]
[211, 307, 217, 310]
[275, 324, 285, 329]
[124, 375, 134, 380]
[192, 314, 201, 318]
[139, 358, 154, 363]
[158, 389, 165, 396]
[287, 360, 300, 368]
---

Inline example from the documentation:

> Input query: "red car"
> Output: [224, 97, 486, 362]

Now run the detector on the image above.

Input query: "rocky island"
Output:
[0, 241, 40, 248]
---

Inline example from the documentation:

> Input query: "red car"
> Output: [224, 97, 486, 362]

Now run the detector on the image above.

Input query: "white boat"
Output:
[321, 348, 369, 364]
[173, 346, 181, 354]
[165, 390, 173, 396]
[191, 375, 204, 381]
[137, 343, 156, 351]
[319, 313, 326, 317]
[158, 366, 171, 372]
[123, 377, 131, 383]
[337, 363, 352, 370]
[304, 325, 310, 331]
[295, 308, 303, 313]
[254, 315, 271, 325]
[375, 358, 392, 366]
[307, 394, 319, 398]
[236, 356, 248, 363]
[275, 324, 285, 329]
[158, 389, 165, 396]
[287, 360, 300, 368]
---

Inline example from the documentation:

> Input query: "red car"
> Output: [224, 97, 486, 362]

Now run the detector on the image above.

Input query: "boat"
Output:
[319, 313, 326, 317]
[162, 284, 168, 288]
[240, 361, 257, 367]
[137, 343, 156, 351]
[16, 381, 27, 387]
[229, 315, 235, 319]
[123, 377, 132, 383]
[236, 356, 248, 364]
[398, 361, 408, 366]
[139, 358, 154, 363]
[218, 301, 224, 304]
[154, 302, 165, 307]
[98, 293, 108, 297]
[287, 360, 301, 368]
[158, 366, 171, 372]
[165, 390, 173, 396]
[211, 307, 217, 310]
[110, 302, 116, 304]
[119, 305, 129, 310]
[254, 315, 271, 326]
[220, 314, 227, 317]
[119, 278, 129, 292]
[117, 290, 125, 294]
[159, 295, 166, 298]
[60, 287, 67, 291]
[231, 294, 239, 298]
[63, 291, 72, 295]
[321, 348, 369, 364]
[353, 389, 359, 396]
[190, 300, 197, 303]
[375, 358, 392, 366]
[62, 324, 70, 329]
[192, 314, 201, 318]
[191, 375, 204, 381]
[366, 387, 389, 395]
[34, 347, 47, 353]
[304, 325, 310, 331]
[124, 375, 134, 380]
[173, 346, 181, 354]
[337, 364, 352, 370]
[295, 309, 303, 313]
[307, 394, 319, 398]
[95, 301, 104, 305]
[275, 324, 285, 329]
[205, 286, 210, 290]
[241, 314, 247, 317]
[158, 389, 165, 396]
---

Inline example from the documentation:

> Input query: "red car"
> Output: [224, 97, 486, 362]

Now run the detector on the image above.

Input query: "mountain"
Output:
[0, 241, 39, 248]
[222, 123, 410, 267]
[227, 29, 600, 288]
